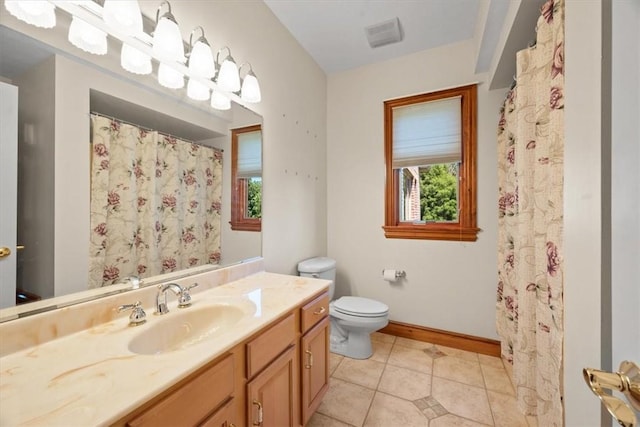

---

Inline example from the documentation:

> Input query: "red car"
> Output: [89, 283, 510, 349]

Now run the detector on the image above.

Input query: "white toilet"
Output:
[298, 257, 389, 359]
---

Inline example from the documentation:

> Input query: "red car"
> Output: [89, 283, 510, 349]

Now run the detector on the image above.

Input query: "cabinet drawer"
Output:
[300, 292, 329, 334]
[127, 354, 234, 427]
[246, 313, 296, 378]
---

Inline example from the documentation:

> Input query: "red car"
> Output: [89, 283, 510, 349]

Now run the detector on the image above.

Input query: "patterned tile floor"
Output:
[307, 333, 539, 427]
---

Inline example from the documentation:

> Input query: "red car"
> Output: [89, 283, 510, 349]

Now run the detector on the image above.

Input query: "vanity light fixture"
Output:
[4, 0, 56, 29]
[121, 43, 152, 75]
[185, 26, 214, 101]
[103, 0, 143, 37]
[158, 62, 184, 89]
[215, 47, 240, 93]
[187, 26, 215, 79]
[211, 91, 231, 111]
[187, 79, 210, 101]
[7, 0, 262, 108]
[238, 63, 262, 103]
[152, 1, 184, 63]
[68, 15, 108, 55]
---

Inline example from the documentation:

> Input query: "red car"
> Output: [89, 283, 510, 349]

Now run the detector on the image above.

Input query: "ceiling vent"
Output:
[365, 17, 403, 49]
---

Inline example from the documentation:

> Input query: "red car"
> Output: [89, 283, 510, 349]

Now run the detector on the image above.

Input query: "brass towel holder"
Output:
[583, 360, 640, 427]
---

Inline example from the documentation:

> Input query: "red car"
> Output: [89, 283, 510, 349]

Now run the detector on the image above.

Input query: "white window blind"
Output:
[237, 130, 262, 178]
[392, 96, 461, 168]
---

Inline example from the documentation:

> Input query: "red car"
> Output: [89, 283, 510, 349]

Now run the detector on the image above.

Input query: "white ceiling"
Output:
[264, 0, 504, 75]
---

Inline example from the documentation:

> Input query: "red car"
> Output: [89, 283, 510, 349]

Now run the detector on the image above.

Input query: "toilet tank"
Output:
[297, 257, 336, 299]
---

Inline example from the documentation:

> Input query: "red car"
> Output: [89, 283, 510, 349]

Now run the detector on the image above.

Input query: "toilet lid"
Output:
[333, 296, 389, 317]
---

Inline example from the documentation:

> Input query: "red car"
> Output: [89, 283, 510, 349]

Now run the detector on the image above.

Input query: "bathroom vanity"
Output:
[0, 263, 331, 427]
[117, 290, 330, 427]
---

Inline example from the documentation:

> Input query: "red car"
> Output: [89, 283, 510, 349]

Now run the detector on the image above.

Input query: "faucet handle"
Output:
[178, 283, 199, 308]
[118, 301, 146, 326]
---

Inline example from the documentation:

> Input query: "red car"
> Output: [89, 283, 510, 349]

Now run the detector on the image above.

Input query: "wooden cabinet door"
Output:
[300, 317, 329, 425]
[199, 398, 236, 427]
[247, 345, 298, 427]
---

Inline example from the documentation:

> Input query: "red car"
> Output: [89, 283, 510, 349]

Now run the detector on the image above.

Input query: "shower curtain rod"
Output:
[89, 111, 223, 151]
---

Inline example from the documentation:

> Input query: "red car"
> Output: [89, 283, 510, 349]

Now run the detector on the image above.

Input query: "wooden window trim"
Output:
[230, 124, 261, 232]
[383, 84, 479, 242]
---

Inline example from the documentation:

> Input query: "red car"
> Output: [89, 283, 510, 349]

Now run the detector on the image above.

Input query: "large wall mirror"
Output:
[0, 15, 263, 321]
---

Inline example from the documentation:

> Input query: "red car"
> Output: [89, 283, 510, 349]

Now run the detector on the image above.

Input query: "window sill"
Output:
[230, 220, 261, 232]
[382, 224, 479, 241]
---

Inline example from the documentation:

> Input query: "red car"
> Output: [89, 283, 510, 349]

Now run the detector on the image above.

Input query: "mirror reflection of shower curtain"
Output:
[88, 114, 222, 288]
[496, 0, 565, 424]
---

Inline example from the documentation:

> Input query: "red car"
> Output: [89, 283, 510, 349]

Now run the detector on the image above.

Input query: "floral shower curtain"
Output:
[88, 114, 222, 288]
[496, 0, 564, 424]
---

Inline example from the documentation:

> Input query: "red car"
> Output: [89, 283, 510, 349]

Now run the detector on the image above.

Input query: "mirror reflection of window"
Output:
[231, 125, 262, 231]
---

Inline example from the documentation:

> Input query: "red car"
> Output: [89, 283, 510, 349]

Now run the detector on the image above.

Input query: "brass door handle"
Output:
[305, 349, 313, 369]
[313, 306, 326, 315]
[583, 360, 640, 427]
[0, 245, 24, 259]
[0, 247, 11, 258]
[252, 400, 263, 426]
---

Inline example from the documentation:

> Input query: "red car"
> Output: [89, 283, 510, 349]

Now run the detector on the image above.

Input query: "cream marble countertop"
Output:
[0, 272, 330, 427]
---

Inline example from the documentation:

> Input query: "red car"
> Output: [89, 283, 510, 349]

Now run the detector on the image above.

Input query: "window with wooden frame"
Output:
[383, 84, 479, 241]
[231, 124, 262, 232]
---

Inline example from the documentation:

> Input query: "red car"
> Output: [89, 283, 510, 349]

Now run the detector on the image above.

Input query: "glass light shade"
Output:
[5, 1, 56, 29]
[158, 63, 184, 89]
[241, 73, 261, 103]
[217, 58, 240, 92]
[188, 41, 215, 78]
[210, 91, 231, 110]
[68, 16, 108, 55]
[187, 79, 210, 101]
[103, 0, 143, 36]
[152, 17, 184, 62]
[121, 44, 151, 75]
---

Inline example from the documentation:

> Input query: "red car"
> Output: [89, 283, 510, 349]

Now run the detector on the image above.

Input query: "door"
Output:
[301, 317, 329, 425]
[247, 345, 297, 427]
[0, 81, 18, 309]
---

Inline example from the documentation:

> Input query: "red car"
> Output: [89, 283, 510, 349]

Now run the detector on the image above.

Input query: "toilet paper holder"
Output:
[381, 269, 406, 279]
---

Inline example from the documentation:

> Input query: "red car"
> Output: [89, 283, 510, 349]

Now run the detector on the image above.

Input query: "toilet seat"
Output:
[333, 296, 388, 318]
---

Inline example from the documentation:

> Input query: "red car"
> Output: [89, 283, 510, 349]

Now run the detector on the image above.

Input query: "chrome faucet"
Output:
[155, 282, 199, 315]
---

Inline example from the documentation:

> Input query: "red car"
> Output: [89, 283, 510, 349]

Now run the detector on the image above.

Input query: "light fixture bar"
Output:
[48, 0, 245, 105]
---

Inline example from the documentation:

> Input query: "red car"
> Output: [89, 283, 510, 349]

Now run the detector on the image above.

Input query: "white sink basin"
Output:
[128, 304, 246, 355]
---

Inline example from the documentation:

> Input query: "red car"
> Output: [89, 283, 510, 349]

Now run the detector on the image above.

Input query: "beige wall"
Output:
[564, 0, 605, 424]
[327, 40, 506, 340]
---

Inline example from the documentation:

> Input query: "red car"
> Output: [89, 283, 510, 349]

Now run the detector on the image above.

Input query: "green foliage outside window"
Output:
[247, 178, 262, 219]
[420, 164, 458, 222]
